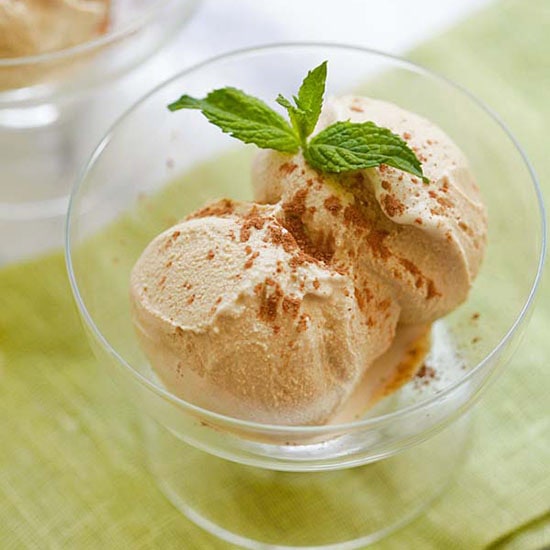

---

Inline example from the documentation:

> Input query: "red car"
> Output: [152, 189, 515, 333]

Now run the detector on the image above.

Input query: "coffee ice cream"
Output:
[131, 200, 399, 425]
[130, 94, 487, 426]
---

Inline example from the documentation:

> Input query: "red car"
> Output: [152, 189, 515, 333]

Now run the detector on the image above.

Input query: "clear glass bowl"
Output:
[0, 0, 198, 264]
[66, 44, 546, 549]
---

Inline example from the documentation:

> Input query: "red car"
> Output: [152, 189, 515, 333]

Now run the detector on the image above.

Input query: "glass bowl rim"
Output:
[65, 42, 547, 435]
[0, 0, 199, 68]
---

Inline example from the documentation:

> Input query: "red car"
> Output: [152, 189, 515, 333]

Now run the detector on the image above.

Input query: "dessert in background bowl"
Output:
[66, 45, 545, 549]
[0, 0, 198, 96]
[0, 0, 110, 57]
[0, 0, 110, 91]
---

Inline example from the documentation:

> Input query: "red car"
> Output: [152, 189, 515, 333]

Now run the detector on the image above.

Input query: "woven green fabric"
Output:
[1, 0, 548, 548]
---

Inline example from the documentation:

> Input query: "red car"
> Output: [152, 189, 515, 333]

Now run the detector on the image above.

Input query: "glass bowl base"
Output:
[145, 413, 472, 549]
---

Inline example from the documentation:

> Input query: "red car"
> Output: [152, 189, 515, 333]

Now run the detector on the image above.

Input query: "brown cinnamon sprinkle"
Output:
[436, 196, 454, 209]
[279, 162, 298, 175]
[282, 295, 301, 318]
[397, 257, 441, 299]
[324, 195, 342, 215]
[186, 294, 195, 305]
[239, 209, 266, 242]
[206, 249, 215, 260]
[381, 194, 405, 217]
[297, 313, 310, 332]
[366, 229, 391, 259]
[281, 189, 334, 265]
[354, 287, 367, 312]
[188, 198, 235, 220]
[313, 279, 320, 290]
[415, 363, 437, 386]
[255, 278, 284, 323]
[458, 221, 473, 236]
[289, 253, 309, 269]
[266, 223, 297, 254]
[244, 251, 260, 269]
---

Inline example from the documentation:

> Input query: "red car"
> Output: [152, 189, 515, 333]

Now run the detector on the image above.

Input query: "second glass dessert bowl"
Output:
[66, 45, 545, 549]
[0, 0, 198, 264]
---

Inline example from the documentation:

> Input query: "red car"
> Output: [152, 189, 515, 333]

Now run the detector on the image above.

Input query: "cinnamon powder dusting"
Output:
[381, 194, 405, 217]
[255, 278, 284, 323]
[279, 162, 298, 175]
[324, 195, 342, 215]
[282, 295, 301, 318]
[239, 209, 266, 242]
[188, 199, 235, 220]
[297, 313, 310, 332]
[366, 230, 391, 260]
[281, 189, 334, 265]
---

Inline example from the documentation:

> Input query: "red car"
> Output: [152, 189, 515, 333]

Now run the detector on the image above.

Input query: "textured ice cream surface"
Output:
[0, 0, 110, 58]
[130, 199, 399, 425]
[253, 96, 488, 324]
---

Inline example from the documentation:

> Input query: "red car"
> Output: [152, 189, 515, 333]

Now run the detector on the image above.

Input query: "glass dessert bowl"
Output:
[66, 45, 546, 549]
[0, 0, 198, 264]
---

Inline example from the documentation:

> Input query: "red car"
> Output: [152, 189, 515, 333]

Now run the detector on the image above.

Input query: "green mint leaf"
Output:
[168, 87, 300, 153]
[275, 94, 296, 112]
[304, 120, 426, 180]
[275, 61, 327, 145]
[295, 61, 327, 138]
[276, 94, 306, 141]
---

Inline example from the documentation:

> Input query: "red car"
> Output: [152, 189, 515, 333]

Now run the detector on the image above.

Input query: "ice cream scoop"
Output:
[253, 96, 487, 324]
[130, 200, 399, 425]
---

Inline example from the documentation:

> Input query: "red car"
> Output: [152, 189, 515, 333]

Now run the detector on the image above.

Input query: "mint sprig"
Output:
[276, 60, 327, 146]
[168, 62, 428, 181]
[168, 87, 300, 153]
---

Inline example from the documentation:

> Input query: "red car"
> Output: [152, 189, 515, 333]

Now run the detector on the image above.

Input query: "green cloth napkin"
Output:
[1, 0, 548, 547]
